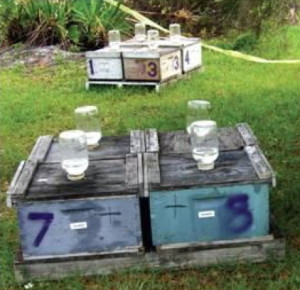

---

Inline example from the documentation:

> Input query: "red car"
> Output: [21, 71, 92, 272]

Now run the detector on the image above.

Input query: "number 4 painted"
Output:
[28, 212, 54, 247]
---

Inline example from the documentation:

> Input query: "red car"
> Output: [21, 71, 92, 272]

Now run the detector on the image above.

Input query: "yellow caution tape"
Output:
[105, 0, 300, 64]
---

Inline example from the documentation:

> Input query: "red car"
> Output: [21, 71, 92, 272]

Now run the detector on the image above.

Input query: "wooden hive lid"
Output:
[122, 47, 180, 59]
[7, 130, 146, 204]
[158, 37, 200, 48]
[143, 124, 275, 196]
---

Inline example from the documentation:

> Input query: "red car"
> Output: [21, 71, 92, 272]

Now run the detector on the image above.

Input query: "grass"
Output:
[1, 27, 300, 288]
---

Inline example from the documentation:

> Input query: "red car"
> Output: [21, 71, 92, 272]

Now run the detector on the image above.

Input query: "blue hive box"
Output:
[143, 124, 275, 246]
[8, 132, 145, 260]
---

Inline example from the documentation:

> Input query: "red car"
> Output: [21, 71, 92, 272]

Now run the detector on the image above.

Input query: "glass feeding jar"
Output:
[135, 22, 146, 42]
[108, 29, 121, 50]
[74, 105, 102, 149]
[59, 130, 89, 181]
[190, 120, 219, 171]
[147, 29, 159, 50]
[169, 23, 181, 42]
[186, 100, 211, 134]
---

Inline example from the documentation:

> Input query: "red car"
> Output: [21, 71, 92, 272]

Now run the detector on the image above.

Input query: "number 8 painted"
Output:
[225, 194, 253, 233]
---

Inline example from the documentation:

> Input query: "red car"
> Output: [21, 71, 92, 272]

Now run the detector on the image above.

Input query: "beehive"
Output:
[8, 131, 146, 260]
[143, 124, 275, 246]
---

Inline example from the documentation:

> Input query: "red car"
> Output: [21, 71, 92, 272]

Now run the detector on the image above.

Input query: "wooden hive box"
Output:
[86, 47, 123, 81]
[122, 47, 182, 82]
[7, 131, 146, 261]
[122, 37, 202, 74]
[143, 124, 276, 246]
[158, 37, 202, 73]
[86, 46, 140, 81]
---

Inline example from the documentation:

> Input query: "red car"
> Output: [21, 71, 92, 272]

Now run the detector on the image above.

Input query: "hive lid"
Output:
[122, 47, 180, 59]
[7, 130, 146, 204]
[8, 153, 142, 203]
[143, 124, 275, 195]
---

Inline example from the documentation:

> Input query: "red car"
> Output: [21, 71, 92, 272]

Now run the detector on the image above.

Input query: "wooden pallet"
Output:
[14, 227, 285, 282]
[85, 66, 204, 92]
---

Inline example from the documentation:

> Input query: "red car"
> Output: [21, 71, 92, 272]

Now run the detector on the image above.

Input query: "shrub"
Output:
[125, 0, 287, 38]
[0, 0, 130, 50]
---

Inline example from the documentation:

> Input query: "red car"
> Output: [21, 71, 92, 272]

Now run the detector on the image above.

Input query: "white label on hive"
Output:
[198, 210, 215, 219]
[70, 222, 88, 230]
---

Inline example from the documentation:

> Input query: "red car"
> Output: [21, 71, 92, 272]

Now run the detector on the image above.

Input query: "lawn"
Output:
[1, 28, 300, 289]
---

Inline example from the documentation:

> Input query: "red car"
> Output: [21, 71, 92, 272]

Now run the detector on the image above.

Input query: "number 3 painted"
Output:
[147, 61, 157, 77]
[28, 212, 54, 247]
[173, 55, 179, 70]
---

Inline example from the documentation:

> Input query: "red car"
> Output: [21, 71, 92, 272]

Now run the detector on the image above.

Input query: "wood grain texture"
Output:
[143, 153, 160, 197]
[124, 58, 161, 81]
[45, 135, 130, 163]
[245, 145, 275, 186]
[26, 158, 138, 200]
[9, 161, 38, 203]
[145, 129, 159, 153]
[236, 123, 258, 146]
[28, 136, 53, 162]
[157, 151, 263, 189]
[130, 130, 145, 153]
[7, 161, 25, 207]
[14, 235, 285, 282]
[158, 128, 244, 154]
[126, 154, 138, 188]
[156, 235, 274, 252]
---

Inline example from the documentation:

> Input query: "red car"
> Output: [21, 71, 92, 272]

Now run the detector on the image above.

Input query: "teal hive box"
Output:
[143, 124, 275, 246]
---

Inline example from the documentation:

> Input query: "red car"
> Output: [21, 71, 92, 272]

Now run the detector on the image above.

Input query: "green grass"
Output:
[212, 25, 300, 60]
[1, 28, 300, 288]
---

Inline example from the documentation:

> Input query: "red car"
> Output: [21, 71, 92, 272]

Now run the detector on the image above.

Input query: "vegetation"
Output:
[125, 0, 293, 37]
[1, 25, 300, 289]
[0, 0, 129, 50]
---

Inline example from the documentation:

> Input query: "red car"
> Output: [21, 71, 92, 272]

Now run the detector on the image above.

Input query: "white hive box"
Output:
[158, 37, 202, 73]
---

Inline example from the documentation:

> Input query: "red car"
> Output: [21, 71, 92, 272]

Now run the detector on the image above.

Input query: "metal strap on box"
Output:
[245, 145, 276, 187]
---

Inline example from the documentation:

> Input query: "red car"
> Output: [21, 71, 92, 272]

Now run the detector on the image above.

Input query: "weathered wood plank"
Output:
[9, 160, 38, 204]
[156, 239, 285, 268]
[137, 153, 144, 195]
[45, 135, 130, 163]
[28, 136, 53, 162]
[143, 153, 160, 197]
[126, 154, 138, 188]
[130, 130, 145, 154]
[236, 123, 258, 146]
[158, 128, 244, 154]
[156, 235, 274, 252]
[157, 151, 260, 189]
[26, 158, 137, 200]
[145, 129, 159, 153]
[14, 252, 143, 282]
[14, 235, 285, 282]
[7, 161, 25, 207]
[245, 145, 276, 187]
